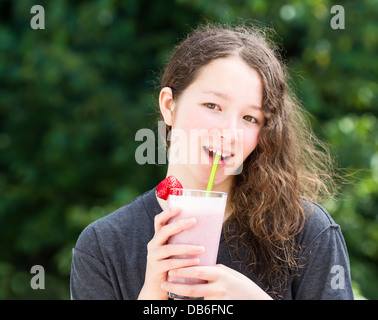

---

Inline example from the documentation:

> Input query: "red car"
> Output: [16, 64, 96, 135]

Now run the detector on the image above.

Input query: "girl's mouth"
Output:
[203, 146, 233, 166]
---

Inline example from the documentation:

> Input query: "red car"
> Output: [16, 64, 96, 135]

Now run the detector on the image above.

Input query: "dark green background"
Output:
[0, 0, 377, 299]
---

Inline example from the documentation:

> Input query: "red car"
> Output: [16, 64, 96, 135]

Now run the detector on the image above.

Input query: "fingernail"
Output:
[185, 218, 196, 224]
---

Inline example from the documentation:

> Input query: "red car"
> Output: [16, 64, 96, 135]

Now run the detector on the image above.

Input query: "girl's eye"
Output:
[243, 115, 257, 123]
[204, 103, 220, 110]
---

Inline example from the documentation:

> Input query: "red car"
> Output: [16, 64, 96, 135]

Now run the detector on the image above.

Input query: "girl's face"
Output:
[161, 55, 264, 191]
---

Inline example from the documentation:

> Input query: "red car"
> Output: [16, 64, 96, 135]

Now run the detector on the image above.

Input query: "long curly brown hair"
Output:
[159, 23, 338, 298]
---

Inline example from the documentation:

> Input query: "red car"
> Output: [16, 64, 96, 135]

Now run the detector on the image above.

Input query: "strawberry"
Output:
[156, 175, 183, 200]
[156, 178, 169, 200]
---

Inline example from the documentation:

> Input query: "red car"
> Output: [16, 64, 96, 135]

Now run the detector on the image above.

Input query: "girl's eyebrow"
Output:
[202, 89, 262, 111]
[202, 89, 229, 99]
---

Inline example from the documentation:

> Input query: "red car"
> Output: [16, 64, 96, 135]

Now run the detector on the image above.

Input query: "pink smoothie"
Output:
[167, 191, 227, 284]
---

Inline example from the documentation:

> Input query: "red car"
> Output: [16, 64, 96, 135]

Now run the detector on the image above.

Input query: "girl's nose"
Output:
[219, 115, 240, 145]
[208, 126, 239, 152]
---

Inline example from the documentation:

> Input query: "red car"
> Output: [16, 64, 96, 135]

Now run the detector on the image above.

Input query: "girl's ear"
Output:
[159, 87, 176, 126]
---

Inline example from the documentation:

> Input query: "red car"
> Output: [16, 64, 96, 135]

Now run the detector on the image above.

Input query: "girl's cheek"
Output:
[242, 131, 259, 156]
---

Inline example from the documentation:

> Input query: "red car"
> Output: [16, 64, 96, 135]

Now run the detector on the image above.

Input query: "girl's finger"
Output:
[161, 281, 211, 299]
[154, 244, 205, 261]
[154, 208, 181, 232]
[159, 257, 201, 273]
[154, 217, 196, 245]
[167, 266, 220, 282]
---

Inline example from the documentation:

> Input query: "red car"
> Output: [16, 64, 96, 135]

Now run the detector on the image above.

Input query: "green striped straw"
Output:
[206, 151, 222, 192]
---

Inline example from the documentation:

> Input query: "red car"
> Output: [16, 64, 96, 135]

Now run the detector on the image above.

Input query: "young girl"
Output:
[70, 24, 353, 300]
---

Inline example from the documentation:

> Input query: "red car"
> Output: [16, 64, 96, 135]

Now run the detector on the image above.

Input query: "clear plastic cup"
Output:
[166, 188, 227, 300]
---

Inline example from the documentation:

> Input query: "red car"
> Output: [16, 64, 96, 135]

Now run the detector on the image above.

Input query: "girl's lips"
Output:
[203, 146, 232, 167]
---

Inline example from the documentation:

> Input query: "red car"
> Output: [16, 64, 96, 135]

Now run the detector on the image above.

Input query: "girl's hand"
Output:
[161, 264, 273, 300]
[138, 208, 205, 300]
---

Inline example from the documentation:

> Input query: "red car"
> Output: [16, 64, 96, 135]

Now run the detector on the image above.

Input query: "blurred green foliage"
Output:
[0, 0, 377, 299]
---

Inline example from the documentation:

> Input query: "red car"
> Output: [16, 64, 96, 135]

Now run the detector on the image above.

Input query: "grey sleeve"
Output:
[291, 224, 354, 300]
[70, 226, 117, 300]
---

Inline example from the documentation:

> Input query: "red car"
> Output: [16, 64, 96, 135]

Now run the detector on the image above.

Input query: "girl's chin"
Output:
[176, 161, 237, 189]
[194, 168, 232, 189]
